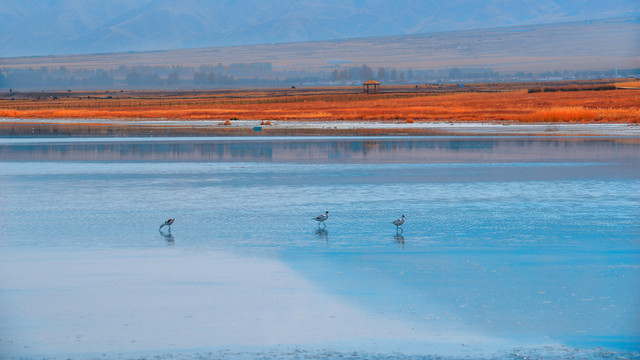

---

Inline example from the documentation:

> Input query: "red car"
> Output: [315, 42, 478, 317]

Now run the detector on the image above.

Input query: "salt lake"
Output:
[0, 136, 638, 359]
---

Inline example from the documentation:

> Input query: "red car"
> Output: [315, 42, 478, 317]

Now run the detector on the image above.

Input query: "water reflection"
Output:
[393, 234, 405, 248]
[315, 228, 329, 242]
[1, 137, 639, 164]
[159, 229, 175, 244]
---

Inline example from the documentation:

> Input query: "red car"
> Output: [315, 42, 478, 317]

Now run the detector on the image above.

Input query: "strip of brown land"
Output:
[1, 80, 638, 136]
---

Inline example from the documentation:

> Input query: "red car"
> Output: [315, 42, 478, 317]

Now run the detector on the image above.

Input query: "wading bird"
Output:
[159, 218, 175, 231]
[392, 215, 405, 232]
[313, 211, 329, 227]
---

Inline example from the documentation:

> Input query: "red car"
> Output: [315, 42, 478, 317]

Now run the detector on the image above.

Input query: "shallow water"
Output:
[0, 137, 639, 359]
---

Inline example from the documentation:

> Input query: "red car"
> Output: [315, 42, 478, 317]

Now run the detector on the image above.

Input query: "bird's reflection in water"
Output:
[393, 234, 405, 249]
[315, 228, 329, 242]
[159, 229, 175, 245]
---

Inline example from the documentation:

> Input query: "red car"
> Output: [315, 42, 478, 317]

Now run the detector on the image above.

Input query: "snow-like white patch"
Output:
[0, 249, 513, 358]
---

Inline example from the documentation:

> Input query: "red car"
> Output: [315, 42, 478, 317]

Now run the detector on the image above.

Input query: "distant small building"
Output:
[362, 79, 380, 94]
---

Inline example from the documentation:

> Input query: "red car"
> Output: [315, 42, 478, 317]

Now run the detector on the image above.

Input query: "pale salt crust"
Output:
[1, 118, 639, 136]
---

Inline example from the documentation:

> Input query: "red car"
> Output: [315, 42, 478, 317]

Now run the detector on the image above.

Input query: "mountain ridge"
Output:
[1, 0, 638, 57]
[2, 16, 637, 76]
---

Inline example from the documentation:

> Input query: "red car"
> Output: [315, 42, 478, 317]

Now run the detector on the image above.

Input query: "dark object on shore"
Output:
[529, 84, 616, 93]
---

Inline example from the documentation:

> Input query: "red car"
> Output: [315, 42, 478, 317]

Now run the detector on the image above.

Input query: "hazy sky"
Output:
[1, 0, 638, 56]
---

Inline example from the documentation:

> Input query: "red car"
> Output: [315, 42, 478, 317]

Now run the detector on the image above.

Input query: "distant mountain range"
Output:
[1, 0, 638, 57]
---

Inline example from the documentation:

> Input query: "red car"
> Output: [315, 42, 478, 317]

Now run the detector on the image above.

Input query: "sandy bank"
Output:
[1, 118, 639, 137]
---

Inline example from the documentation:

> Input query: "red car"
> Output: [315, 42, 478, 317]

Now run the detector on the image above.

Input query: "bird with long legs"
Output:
[159, 218, 175, 231]
[313, 211, 329, 228]
[392, 215, 405, 233]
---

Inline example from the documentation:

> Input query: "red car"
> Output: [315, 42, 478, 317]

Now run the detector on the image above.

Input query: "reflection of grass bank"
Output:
[0, 122, 464, 137]
[2, 120, 639, 138]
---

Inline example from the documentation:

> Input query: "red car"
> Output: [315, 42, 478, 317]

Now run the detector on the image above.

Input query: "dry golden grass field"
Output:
[1, 80, 639, 124]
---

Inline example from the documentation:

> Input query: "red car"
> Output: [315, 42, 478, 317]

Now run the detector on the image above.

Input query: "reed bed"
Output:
[519, 106, 640, 122]
[1, 86, 638, 123]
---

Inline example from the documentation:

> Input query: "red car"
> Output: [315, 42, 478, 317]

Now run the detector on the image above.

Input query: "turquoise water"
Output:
[0, 137, 638, 359]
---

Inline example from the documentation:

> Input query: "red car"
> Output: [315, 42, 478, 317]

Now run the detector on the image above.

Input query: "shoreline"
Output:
[1, 119, 639, 137]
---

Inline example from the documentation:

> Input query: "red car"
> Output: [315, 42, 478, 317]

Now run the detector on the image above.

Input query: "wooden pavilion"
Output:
[362, 79, 381, 94]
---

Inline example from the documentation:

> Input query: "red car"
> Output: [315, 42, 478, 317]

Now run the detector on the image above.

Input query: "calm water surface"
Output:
[0, 137, 638, 359]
